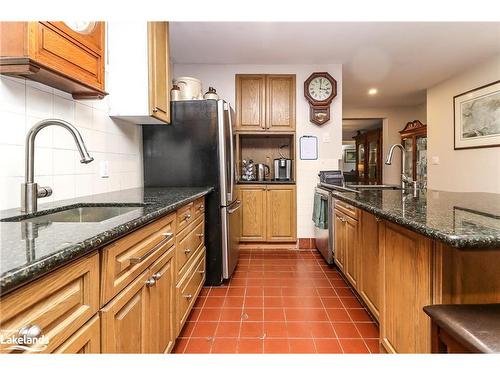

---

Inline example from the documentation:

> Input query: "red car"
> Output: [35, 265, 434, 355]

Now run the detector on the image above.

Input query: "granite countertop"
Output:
[0, 187, 213, 295]
[330, 188, 500, 249]
[237, 180, 295, 185]
[423, 304, 500, 353]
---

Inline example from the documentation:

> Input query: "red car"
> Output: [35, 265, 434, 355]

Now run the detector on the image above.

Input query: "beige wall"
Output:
[427, 54, 500, 193]
[174, 64, 342, 238]
[343, 104, 427, 185]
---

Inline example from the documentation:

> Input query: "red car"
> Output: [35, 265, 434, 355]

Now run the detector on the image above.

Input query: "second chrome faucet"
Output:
[21, 119, 94, 213]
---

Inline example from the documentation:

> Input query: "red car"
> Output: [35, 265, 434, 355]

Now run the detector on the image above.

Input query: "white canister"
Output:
[173, 77, 203, 100]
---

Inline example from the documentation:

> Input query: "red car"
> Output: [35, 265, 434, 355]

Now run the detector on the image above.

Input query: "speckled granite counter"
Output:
[330, 189, 500, 249]
[0, 187, 213, 295]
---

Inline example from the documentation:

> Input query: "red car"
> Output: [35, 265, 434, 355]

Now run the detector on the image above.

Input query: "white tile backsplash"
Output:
[0, 76, 144, 210]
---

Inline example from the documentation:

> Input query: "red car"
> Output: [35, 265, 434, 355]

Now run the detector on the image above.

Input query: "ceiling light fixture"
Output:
[368, 88, 378, 95]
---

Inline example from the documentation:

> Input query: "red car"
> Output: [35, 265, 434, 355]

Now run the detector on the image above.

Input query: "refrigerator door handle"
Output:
[226, 102, 235, 203]
[227, 200, 241, 214]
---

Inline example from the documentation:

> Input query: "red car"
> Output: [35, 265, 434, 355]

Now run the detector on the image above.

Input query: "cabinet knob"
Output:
[196, 233, 204, 238]
[18, 324, 42, 340]
[198, 270, 205, 275]
[152, 272, 162, 281]
[145, 278, 156, 287]
[375, 217, 382, 222]
[184, 213, 192, 221]
[183, 294, 193, 299]
[184, 248, 192, 254]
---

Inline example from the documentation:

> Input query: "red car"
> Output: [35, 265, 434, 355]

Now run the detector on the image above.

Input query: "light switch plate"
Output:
[431, 156, 440, 165]
[100, 160, 109, 178]
[323, 133, 331, 143]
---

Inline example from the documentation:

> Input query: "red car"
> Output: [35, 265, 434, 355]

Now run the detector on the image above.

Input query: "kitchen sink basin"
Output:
[2, 204, 145, 224]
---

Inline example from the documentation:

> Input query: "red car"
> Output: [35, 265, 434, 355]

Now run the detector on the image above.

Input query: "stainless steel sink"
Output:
[3, 205, 144, 224]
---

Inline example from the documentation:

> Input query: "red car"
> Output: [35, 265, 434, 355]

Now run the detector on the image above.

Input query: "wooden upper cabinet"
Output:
[148, 22, 170, 123]
[107, 21, 171, 125]
[0, 22, 106, 99]
[235, 74, 295, 132]
[266, 185, 296, 241]
[236, 75, 266, 131]
[266, 75, 296, 131]
[240, 185, 267, 241]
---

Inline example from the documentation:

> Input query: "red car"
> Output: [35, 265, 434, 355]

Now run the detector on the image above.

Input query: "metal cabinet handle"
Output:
[197, 204, 204, 211]
[152, 106, 167, 114]
[129, 232, 173, 265]
[375, 217, 382, 222]
[198, 270, 205, 275]
[146, 278, 156, 287]
[152, 272, 162, 281]
[184, 213, 192, 221]
[183, 294, 193, 299]
[184, 248, 192, 254]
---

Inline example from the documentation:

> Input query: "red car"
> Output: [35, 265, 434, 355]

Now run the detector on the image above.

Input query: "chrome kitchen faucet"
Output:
[385, 143, 414, 190]
[21, 119, 94, 213]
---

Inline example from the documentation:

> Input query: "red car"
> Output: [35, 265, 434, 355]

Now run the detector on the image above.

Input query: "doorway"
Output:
[341, 118, 383, 184]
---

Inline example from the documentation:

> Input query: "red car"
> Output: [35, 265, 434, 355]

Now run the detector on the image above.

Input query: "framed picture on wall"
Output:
[343, 149, 356, 163]
[454, 80, 500, 150]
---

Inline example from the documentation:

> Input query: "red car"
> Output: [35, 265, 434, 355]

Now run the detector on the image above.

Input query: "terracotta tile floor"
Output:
[173, 249, 379, 354]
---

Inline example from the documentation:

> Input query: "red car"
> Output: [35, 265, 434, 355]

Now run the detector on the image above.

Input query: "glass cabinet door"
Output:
[402, 137, 413, 180]
[368, 140, 378, 182]
[357, 143, 365, 180]
[416, 135, 427, 188]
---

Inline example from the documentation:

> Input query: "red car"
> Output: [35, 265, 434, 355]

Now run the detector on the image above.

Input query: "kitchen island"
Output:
[330, 188, 500, 353]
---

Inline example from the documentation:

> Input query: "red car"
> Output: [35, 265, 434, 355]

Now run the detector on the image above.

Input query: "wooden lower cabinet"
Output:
[359, 211, 380, 320]
[267, 185, 296, 242]
[240, 184, 296, 243]
[149, 248, 175, 354]
[333, 211, 345, 272]
[0, 253, 99, 354]
[344, 215, 359, 288]
[379, 222, 433, 354]
[53, 315, 100, 354]
[101, 270, 150, 353]
[240, 185, 267, 241]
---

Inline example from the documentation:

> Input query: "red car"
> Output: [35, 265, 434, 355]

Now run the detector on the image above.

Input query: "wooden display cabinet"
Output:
[399, 120, 427, 188]
[354, 128, 382, 184]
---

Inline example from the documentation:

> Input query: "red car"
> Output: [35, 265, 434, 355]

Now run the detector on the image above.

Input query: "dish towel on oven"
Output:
[312, 192, 328, 229]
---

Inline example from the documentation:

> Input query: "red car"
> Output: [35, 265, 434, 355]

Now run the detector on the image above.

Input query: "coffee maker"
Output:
[273, 158, 292, 181]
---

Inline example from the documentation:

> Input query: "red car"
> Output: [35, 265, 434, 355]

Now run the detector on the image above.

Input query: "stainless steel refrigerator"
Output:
[142, 100, 240, 285]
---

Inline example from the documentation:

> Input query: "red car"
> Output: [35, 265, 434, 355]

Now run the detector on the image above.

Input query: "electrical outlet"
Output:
[100, 160, 109, 178]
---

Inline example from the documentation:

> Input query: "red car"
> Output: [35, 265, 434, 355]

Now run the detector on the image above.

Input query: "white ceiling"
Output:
[170, 22, 500, 107]
[342, 119, 383, 141]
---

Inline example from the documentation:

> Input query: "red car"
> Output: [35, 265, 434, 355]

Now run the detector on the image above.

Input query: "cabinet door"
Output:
[148, 22, 171, 123]
[333, 211, 345, 271]
[344, 215, 359, 287]
[240, 185, 267, 241]
[149, 248, 175, 353]
[53, 315, 100, 354]
[32, 22, 105, 93]
[235, 75, 266, 131]
[101, 271, 150, 353]
[359, 212, 380, 320]
[266, 185, 296, 242]
[379, 222, 432, 353]
[266, 75, 296, 131]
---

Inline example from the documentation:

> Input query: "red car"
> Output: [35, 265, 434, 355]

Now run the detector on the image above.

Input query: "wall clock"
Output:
[304, 72, 337, 125]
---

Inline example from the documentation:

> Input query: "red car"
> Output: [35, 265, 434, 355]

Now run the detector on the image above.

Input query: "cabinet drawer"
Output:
[193, 197, 205, 220]
[0, 253, 99, 354]
[335, 200, 359, 220]
[176, 248, 206, 334]
[177, 202, 194, 233]
[176, 216, 205, 278]
[53, 315, 100, 354]
[101, 212, 176, 305]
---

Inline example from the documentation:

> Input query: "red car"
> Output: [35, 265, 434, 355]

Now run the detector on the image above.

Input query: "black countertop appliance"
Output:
[143, 100, 240, 285]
